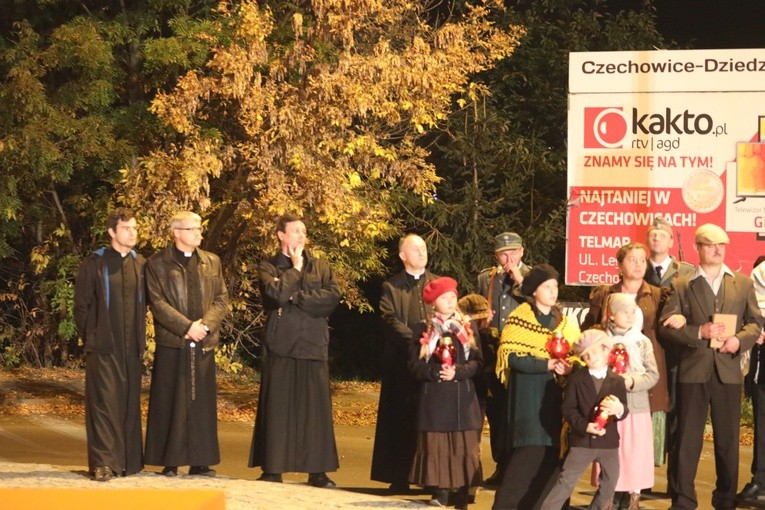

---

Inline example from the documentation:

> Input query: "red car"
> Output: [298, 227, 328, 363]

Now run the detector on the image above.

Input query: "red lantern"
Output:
[608, 343, 629, 374]
[546, 331, 570, 360]
[591, 396, 615, 431]
[434, 337, 456, 368]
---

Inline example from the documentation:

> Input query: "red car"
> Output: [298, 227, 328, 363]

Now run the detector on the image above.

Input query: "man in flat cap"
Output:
[476, 231, 530, 485]
[659, 223, 763, 510]
[645, 217, 693, 288]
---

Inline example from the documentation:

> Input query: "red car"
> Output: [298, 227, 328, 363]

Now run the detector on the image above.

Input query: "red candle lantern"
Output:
[608, 343, 629, 374]
[591, 396, 616, 431]
[546, 331, 570, 360]
[434, 337, 456, 368]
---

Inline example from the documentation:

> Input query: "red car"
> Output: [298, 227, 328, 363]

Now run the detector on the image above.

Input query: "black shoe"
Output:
[483, 469, 503, 487]
[738, 481, 765, 501]
[307, 472, 336, 488]
[161, 466, 178, 477]
[388, 482, 413, 494]
[188, 466, 216, 477]
[429, 488, 449, 507]
[258, 472, 283, 483]
[93, 466, 113, 482]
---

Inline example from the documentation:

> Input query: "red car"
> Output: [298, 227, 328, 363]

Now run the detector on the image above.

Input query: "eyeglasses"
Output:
[174, 227, 203, 233]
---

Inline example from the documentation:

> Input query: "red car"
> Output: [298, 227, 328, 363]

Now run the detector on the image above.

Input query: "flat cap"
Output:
[458, 294, 491, 320]
[574, 329, 609, 357]
[695, 223, 729, 245]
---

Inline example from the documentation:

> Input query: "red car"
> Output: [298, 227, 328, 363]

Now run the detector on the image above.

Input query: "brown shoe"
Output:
[627, 492, 640, 510]
[93, 466, 113, 482]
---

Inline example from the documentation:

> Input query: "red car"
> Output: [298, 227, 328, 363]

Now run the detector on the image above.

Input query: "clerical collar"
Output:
[173, 246, 195, 259]
[589, 367, 608, 379]
[406, 269, 426, 280]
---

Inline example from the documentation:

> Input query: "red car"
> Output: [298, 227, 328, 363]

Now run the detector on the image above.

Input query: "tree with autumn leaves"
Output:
[0, 0, 524, 366]
[0, 0, 668, 370]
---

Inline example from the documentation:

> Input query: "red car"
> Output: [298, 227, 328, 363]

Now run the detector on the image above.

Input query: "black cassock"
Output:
[144, 251, 219, 468]
[85, 249, 143, 475]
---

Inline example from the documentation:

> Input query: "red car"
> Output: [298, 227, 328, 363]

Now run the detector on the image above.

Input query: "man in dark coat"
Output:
[476, 231, 530, 485]
[370, 234, 437, 493]
[74, 207, 146, 482]
[249, 214, 341, 489]
[144, 211, 229, 477]
[659, 223, 763, 510]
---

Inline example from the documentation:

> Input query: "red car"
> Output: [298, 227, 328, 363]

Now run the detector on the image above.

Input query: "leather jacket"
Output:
[146, 245, 229, 352]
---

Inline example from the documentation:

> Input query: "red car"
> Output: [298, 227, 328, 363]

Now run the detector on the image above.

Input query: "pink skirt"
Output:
[591, 411, 654, 492]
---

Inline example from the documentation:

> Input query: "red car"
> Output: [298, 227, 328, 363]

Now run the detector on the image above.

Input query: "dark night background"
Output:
[654, 1, 765, 49]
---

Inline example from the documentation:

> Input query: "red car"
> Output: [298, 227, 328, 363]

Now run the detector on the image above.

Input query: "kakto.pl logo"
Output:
[584, 107, 628, 149]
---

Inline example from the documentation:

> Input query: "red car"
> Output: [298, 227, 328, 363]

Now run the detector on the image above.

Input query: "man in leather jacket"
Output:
[144, 211, 229, 478]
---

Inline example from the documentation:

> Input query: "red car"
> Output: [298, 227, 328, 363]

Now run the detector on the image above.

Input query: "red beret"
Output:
[423, 277, 459, 304]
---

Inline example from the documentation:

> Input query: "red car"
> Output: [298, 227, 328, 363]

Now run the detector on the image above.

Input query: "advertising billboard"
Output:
[567, 49, 765, 285]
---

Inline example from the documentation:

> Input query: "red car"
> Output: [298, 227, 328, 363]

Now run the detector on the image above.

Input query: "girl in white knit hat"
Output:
[593, 293, 659, 510]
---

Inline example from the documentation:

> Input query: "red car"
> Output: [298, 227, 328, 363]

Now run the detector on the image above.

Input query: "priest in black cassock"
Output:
[144, 211, 229, 477]
[74, 208, 146, 482]
[370, 233, 437, 493]
[249, 214, 341, 488]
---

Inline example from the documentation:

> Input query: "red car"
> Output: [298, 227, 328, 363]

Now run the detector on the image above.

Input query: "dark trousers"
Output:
[671, 378, 741, 510]
[492, 445, 560, 510]
[541, 447, 618, 510]
[666, 364, 679, 496]
[752, 383, 765, 485]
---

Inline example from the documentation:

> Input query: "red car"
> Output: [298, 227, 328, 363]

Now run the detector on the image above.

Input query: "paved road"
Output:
[0, 411, 759, 509]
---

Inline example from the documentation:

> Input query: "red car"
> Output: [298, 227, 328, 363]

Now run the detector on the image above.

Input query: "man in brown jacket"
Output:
[144, 211, 229, 478]
[659, 223, 763, 510]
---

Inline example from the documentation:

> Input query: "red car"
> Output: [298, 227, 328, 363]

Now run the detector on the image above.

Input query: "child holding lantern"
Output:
[596, 293, 659, 510]
[408, 277, 483, 509]
[492, 264, 580, 510]
[540, 329, 629, 510]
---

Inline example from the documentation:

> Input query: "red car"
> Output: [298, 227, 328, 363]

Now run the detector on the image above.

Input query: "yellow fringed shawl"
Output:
[495, 302, 582, 386]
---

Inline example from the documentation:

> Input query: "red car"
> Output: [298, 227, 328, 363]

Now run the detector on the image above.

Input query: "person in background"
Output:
[644, 217, 694, 288]
[74, 207, 146, 482]
[144, 211, 229, 477]
[409, 277, 483, 510]
[492, 264, 580, 510]
[644, 217, 693, 491]
[659, 223, 762, 510]
[371, 234, 437, 493]
[476, 231, 530, 485]
[249, 214, 341, 488]
[737, 255, 765, 505]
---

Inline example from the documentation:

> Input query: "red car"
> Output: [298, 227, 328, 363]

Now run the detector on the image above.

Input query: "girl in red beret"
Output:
[408, 277, 484, 510]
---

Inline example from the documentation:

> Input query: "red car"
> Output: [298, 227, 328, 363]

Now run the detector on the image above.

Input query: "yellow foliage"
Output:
[118, 0, 524, 307]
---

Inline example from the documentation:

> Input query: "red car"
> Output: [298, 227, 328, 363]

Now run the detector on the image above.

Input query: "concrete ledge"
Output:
[0, 487, 225, 510]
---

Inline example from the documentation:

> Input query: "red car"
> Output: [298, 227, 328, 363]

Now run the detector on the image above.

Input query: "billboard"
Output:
[567, 49, 765, 285]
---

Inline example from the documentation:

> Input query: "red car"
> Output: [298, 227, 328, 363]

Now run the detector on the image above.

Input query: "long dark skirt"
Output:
[144, 343, 219, 467]
[370, 367, 418, 484]
[85, 350, 143, 475]
[409, 430, 482, 489]
[249, 355, 339, 473]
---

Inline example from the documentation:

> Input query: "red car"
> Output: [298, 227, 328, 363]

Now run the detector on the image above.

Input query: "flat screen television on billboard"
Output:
[736, 140, 765, 200]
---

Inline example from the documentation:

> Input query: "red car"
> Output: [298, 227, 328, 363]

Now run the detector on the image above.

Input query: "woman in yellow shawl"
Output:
[492, 264, 581, 510]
